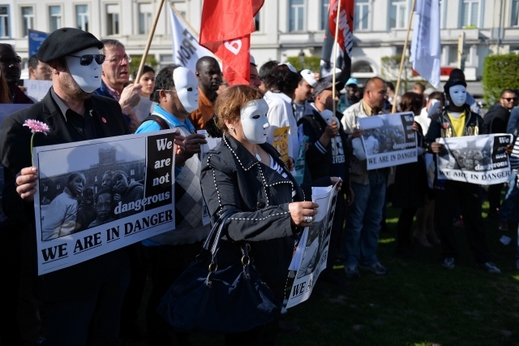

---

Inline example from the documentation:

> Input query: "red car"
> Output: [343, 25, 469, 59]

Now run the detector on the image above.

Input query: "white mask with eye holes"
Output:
[448, 85, 467, 107]
[64, 47, 102, 93]
[173, 67, 199, 113]
[240, 99, 270, 144]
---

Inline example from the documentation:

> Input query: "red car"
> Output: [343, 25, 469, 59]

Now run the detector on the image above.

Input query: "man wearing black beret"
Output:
[0, 27, 131, 345]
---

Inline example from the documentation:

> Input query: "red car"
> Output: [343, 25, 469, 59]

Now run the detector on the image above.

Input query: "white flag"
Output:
[169, 6, 215, 73]
[410, 0, 441, 88]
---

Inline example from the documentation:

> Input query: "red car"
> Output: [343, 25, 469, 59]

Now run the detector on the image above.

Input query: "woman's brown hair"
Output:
[214, 85, 264, 132]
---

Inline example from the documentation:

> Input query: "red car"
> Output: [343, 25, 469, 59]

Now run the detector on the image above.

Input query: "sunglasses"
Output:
[68, 54, 106, 66]
[502, 97, 518, 102]
[0, 56, 22, 65]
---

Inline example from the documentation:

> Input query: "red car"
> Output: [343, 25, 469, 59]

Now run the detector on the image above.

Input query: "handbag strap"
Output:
[203, 208, 239, 255]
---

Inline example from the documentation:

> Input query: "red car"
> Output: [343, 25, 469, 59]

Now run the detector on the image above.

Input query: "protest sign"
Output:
[33, 130, 177, 275]
[23, 80, 53, 102]
[436, 133, 513, 185]
[285, 184, 338, 309]
[273, 126, 290, 166]
[359, 111, 417, 170]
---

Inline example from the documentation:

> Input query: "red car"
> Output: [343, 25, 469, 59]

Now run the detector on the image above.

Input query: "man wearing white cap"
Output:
[338, 77, 359, 113]
[293, 69, 317, 121]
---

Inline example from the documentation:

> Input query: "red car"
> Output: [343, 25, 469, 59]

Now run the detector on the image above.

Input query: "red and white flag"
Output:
[320, 0, 354, 86]
[199, 0, 264, 85]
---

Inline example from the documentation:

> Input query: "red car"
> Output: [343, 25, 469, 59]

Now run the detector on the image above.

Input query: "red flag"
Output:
[321, 0, 354, 86]
[200, 0, 264, 85]
[328, 0, 354, 54]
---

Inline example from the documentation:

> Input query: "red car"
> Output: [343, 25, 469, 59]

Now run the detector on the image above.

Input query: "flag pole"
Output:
[134, 0, 166, 83]
[331, 0, 341, 116]
[392, 0, 417, 113]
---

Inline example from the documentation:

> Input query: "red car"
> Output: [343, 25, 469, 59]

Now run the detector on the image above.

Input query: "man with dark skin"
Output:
[189, 56, 222, 130]
[0, 44, 34, 104]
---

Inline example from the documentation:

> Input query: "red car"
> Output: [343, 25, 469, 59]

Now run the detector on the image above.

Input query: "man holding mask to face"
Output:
[0, 28, 131, 345]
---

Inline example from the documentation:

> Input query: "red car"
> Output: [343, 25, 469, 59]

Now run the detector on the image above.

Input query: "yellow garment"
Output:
[189, 87, 215, 130]
[447, 111, 466, 137]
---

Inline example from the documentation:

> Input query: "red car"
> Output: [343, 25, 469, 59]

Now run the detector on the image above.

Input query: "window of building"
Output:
[352, 60, 374, 73]
[462, 0, 479, 27]
[76, 5, 89, 31]
[513, 0, 519, 27]
[159, 54, 173, 70]
[0, 6, 9, 38]
[389, 0, 407, 29]
[320, 0, 330, 31]
[49, 5, 62, 32]
[355, 0, 370, 30]
[289, 0, 305, 32]
[106, 4, 120, 36]
[138, 3, 153, 35]
[21, 6, 34, 36]
[254, 13, 260, 31]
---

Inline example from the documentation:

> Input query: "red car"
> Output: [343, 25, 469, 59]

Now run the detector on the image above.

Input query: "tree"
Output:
[129, 56, 159, 80]
[286, 55, 321, 72]
[482, 54, 519, 104]
[380, 55, 413, 93]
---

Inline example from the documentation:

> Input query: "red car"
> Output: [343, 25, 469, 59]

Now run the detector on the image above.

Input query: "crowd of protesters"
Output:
[0, 26, 517, 346]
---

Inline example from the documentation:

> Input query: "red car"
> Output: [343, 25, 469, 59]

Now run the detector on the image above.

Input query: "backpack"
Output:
[141, 114, 170, 130]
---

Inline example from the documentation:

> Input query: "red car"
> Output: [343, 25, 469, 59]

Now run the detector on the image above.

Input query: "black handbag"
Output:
[156, 208, 282, 333]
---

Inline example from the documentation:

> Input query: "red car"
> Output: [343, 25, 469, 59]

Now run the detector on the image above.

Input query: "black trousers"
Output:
[435, 181, 492, 265]
[144, 242, 203, 346]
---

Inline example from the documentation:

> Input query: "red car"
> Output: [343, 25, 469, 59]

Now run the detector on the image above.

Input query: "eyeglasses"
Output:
[106, 55, 132, 64]
[68, 54, 106, 66]
[0, 56, 22, 65]
[502, 97, 517, 102]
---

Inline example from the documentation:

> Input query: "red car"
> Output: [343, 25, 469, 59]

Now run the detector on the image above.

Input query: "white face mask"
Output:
[449, 85, 467, 107]
[240, 99, 270, 144]
[65, 47, 103, 93]
[173, 67, 199, 113]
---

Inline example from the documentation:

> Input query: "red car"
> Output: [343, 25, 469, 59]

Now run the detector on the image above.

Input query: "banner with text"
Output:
[285, 184, 338, 309]
[436, 133, 513, 185]
[359, 112, 418, 170]
[33, 131, 177, 275]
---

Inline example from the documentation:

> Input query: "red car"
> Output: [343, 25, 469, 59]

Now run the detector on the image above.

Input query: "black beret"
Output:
[444, 78, 467, 94]
[36, 27, 103, 63]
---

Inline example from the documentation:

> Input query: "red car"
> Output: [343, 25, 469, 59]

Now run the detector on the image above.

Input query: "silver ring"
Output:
[305, 216, 313, 223]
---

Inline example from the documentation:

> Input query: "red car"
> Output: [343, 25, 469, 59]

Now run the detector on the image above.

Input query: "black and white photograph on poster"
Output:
[358, 112, 417, 170]
[33, 130, 177, 275]
[436, 133, 513, 185]
[285, 184, 338, 309]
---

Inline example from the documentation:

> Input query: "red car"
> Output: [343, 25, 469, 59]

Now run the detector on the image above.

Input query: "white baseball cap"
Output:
[300, 69, 317, 87]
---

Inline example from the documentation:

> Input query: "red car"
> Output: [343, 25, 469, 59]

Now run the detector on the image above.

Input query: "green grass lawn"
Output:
[130, 201, 519, 346]
[275, 203, 519, 346]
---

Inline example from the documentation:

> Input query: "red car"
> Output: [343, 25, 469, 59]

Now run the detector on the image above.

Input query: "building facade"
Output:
[0, 0, 516, 96]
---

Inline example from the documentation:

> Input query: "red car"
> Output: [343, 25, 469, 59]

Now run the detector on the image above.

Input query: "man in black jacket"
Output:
[425, 79, 500, 273]
[298, 76, 352, 285]
[483, 89, 516, 218]
[0, 27, 131, 345]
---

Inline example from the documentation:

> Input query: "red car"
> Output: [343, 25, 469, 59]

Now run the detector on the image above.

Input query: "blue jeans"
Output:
[343, 170, 387, 267]
[499, 171, 519, 223]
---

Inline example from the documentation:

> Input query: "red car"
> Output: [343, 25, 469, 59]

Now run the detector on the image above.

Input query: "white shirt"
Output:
[264, 91, 300, 159]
